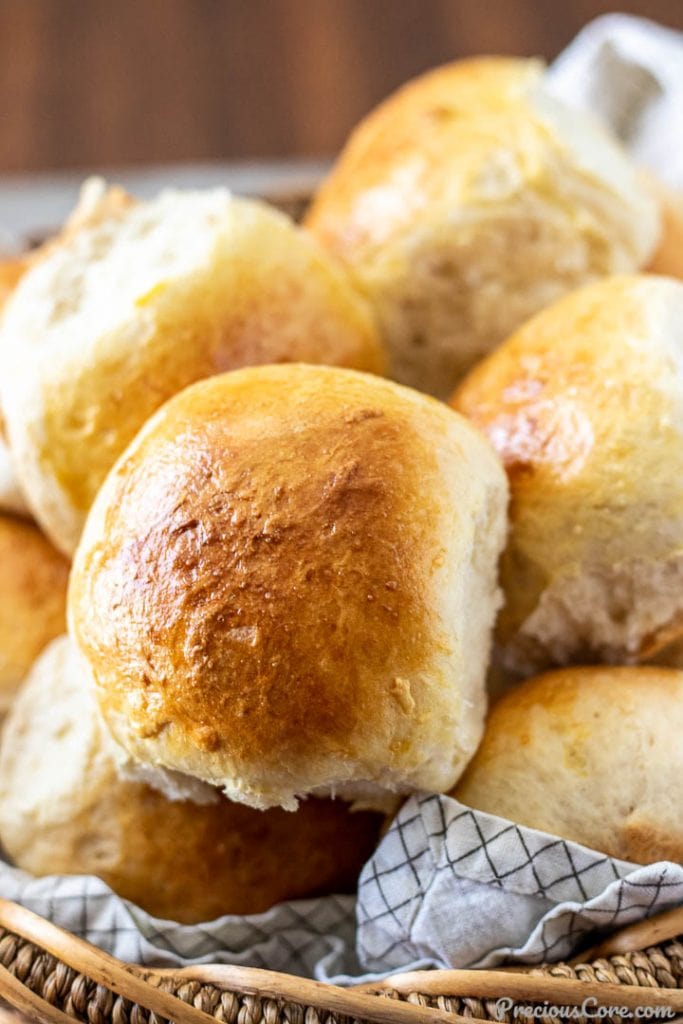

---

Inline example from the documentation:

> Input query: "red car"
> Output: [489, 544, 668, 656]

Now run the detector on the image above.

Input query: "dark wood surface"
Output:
[0, 0, 682, 174]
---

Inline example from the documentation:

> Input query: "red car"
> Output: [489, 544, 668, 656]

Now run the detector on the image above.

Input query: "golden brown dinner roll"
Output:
[0, 514, 69, 713]
[0, 638, 382, 921]
[452, 274, 683, 675]
[306, 57, 659, 398]
[69, 364, 508, 811]
[455, 666, 683, 865]
[0, 182, 384, 556]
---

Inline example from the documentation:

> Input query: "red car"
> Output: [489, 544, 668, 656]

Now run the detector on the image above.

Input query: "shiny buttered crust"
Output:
[0, 638, 383, 922]
[455, 666, 683, 865]
[0, 515, 69, 711]
[69, 364, 508, 810]
[0, 185, 384, 556]
[306, 57, 659, 398]
[453, 274, 683, 674]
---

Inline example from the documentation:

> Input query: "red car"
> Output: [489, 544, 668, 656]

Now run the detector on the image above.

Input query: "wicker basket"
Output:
[0, 899, 680, 1023]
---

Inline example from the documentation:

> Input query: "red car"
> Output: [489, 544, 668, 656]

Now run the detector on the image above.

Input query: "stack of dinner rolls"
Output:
[0, 54, 681, 925]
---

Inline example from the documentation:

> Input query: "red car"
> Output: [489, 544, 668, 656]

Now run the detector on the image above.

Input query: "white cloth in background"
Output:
[547, 14, 683, 190]
[355, 795, 683, 974]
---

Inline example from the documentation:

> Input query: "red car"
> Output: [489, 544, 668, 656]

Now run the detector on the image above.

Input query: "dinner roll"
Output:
[455, 666, 683, 865]
[0, 514, 69, 713]
[0, 637, 382, 922]
[0, 182, 384, 556]
[452, 274, 683, 675]
[306, 57, 659, 398]
[70, 364, 508, 811]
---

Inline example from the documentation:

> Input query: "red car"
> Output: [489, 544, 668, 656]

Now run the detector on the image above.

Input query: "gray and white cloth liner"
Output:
[2, 794, 682, 984]
[1, 13, 683, 985]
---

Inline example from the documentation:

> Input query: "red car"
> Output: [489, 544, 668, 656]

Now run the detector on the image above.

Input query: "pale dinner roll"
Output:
[69, 364, 508, 811]
[0, 183, 134, 520]
[0, 182, 384, 556]
[0, 637, 382, 922]
[452, 274, 683, 675]
[306, 57, 659, 398]
[0, 514, 69, 713]
[455, 666, 683, 865]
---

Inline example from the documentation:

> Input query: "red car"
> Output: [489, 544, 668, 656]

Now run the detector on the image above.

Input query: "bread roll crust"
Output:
[306, 57, 659, 397]
[455, 665, 683, 864]
[0, 637, 382, 922]
[647, 182, 683, 280]
[0, 258, 29, 516]
[452, 274, 683, 672]
[70, 364, 508, 809]
[0, 187, 384, 556]
[0, 433, 26, 518]
[0, 259, 24, 307]
[0, 514, 69, 711]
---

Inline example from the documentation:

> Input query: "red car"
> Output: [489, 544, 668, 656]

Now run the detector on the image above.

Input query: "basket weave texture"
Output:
[0, 901, 681, 1024]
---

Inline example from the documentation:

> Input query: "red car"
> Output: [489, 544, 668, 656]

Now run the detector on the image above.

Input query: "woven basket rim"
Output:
[0, 899, 681, 1024]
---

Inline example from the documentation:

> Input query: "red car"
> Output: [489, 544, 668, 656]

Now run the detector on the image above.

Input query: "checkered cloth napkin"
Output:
[356, 795, 683, 974]
[0, 866, 365, 981]
[2, 792, 682, 983]
[1, 14, 682, 984]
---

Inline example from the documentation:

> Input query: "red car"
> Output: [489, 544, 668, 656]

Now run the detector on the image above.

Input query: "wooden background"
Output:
[0, 2, 680, 1018]
[0, 0, 682, 173]
[1, 0, 683, 174]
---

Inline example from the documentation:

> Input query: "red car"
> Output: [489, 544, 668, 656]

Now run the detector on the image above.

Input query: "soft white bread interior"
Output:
[452, 274, 683, 675]
[0, 636, 383, 922]
[69, 363, 508, 811]
[0, 181, 384, 556]
[306, 57, 660, 398]
[455, 665, 683, 865]
[0, 514, 69, 714]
